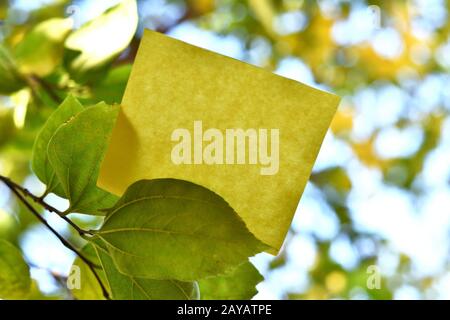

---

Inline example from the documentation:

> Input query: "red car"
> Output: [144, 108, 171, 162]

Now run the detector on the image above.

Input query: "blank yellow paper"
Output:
[98, 30, 340, 254]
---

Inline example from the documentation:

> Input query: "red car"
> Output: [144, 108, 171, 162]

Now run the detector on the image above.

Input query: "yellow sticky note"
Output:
[98, 30, 340, 254]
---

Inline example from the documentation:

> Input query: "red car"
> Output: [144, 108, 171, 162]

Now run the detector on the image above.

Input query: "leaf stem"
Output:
[0, 176, 110, 300]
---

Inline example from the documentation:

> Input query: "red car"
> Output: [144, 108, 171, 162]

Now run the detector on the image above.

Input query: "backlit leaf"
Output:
[14, 18, 73, 77]
[47, 102, 119, 215]
[65, 0, 138, 73]
[32, 95, 83, 196]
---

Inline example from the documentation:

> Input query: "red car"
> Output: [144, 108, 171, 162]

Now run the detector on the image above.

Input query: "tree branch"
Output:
[0, 177, 110, 300]
[0, 175, 91, 237]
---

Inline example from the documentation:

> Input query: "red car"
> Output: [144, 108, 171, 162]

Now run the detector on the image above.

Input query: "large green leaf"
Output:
[65, 0, 138, 73]
[32, 95, 84, 196]
[14, 18, 73, 77]
[93, 242, 199, 300]
[199, 261, 263, 300]
[0, 240, 31, 299]
[93, 179, 267, 281]
[47, 102, 119, 215]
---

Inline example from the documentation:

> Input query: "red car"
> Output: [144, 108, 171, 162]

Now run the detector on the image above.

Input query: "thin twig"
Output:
[27, 261, 70, 293]
[1, 178, 110, 300]
[0, 175, 91, 236]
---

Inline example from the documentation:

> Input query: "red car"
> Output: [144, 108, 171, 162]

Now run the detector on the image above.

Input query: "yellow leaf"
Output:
[353, 137, 390, 169]
[330, 108, 353, 135]
[97, 30, 340, 254]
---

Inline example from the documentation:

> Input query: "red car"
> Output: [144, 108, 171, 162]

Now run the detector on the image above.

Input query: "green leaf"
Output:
[70, 243, 108, 300]
[199, 261, 263, 300]
[93, 242, 199, 300]
[0, 107, 16, 148]
[94, 179, 267, 281]
[65, 0, 138, 73]
[91, 64, 132, 104]
[14, 18, 73, 77]
[0, 240, 31, 299]
[32, 95, 84, 196]
[47, 102, 119, 215]
[0, 44, 25, 95]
